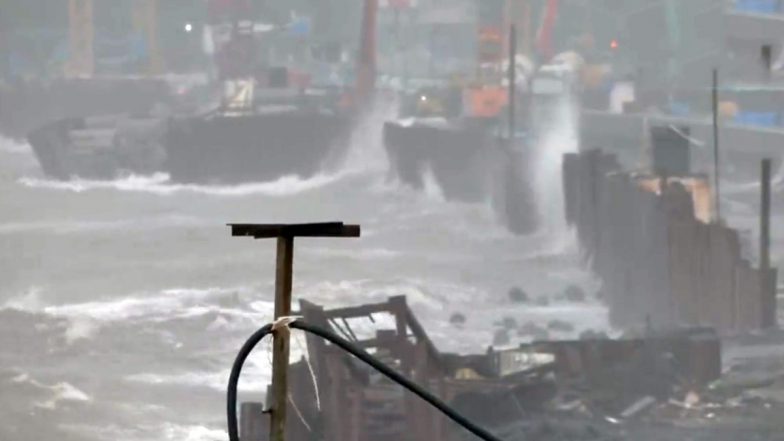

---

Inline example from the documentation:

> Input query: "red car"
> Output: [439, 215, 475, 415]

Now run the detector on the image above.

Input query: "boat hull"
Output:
[383, 120, 536, 234]
[27, 115, 167, 180]
[164, 112, 352, 184]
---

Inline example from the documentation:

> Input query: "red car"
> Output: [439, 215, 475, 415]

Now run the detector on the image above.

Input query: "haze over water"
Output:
[0, 125, 603, 440]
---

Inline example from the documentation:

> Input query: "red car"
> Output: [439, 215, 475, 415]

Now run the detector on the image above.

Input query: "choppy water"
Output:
[0, 128, 607, 441]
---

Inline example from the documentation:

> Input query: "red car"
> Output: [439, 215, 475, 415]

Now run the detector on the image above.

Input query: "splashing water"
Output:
[530, 94, 579, 247]
[0, 135, 31, 154]
[339, 95, 399, 174]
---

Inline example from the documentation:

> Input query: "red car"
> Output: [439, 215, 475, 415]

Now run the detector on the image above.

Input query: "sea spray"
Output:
[530, 92, 579, 248]
[337, 94, 399, 175]
[0, 135, 32, 155]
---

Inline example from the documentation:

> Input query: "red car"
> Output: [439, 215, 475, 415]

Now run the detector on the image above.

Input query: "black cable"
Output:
[227, 320, 505, 441]
[227, 323, 273, 441]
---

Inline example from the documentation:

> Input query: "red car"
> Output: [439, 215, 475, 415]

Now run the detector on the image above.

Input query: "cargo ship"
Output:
[0, 0, 203, 139]
[164, 88, 353, 184]
[24, 0, 379, 184]
[383, 0, 583, 234]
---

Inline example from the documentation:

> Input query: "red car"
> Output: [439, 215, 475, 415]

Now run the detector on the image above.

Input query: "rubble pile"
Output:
[248, 297, 784, 441]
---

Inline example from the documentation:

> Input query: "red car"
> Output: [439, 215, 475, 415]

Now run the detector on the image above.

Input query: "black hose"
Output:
[227, 323, 273, 441]
[227, 320, 505, 441]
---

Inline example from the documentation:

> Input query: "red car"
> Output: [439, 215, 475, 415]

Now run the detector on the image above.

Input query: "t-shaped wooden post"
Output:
[229, 222, 361, 441]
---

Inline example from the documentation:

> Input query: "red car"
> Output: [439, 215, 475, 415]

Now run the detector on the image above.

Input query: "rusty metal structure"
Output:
[279, 296, 542, 441]
[563, 149, 778, 332]
[240, 295, 722, 441]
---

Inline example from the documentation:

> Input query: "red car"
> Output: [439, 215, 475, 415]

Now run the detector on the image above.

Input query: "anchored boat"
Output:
[164, 89, 353, 184]
[25, 0, 381, 184]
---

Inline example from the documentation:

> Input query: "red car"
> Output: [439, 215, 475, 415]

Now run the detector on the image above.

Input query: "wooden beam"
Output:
[270, 236, 294, 441]
[230, 222, 360, 441]
[323, 301, 394, 319]
[229, 222, 361, 239]
[760, 158, 772, 272]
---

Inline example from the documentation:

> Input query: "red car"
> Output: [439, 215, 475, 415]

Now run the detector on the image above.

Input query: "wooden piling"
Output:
[230, 222, 360, 441]
[563, 151, 777, 333]
[240, 402, 267, 441]
[760, 159, 777, 328]
[760, 159, 771, 272]
[270, 236, 294, 441]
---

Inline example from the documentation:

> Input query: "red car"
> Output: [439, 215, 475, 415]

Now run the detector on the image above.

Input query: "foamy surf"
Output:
[0, 135, 32, 155]
[126, 367, 269, 393]
[0, 214, 208, 235]
[2, 286, 272, 325]
[60, 422, 227, 441]
[161, 423, 227, 441]
[18, 171, 348, 197]
[11, 373, 92, 409]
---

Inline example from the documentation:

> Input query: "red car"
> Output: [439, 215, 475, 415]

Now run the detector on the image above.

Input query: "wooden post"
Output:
[270, 236, 294, 441]
[712, 69, 721, 222]
[760, 159, 772, 271]
[230, 223, 361, 441]
[760, 159, 776, 328]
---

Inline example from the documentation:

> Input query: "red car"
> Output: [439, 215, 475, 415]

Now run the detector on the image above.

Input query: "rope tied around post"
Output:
[271, 316, 302, 334]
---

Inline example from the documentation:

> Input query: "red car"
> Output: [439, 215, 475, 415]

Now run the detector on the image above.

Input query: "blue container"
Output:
[735, 0, 779, 14]
[734, 111, 779, 127]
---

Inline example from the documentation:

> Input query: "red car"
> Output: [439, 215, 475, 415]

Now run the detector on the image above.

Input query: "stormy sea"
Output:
[1, 122, 608, 441]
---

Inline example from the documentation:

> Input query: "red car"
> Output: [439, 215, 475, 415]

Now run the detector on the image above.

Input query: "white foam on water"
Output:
[3, 286, 271, 325]
[10, 373, 92, 409]
[420, 164, 446, 202]
[18, 171, 345, 197]
[0, 135, 32, 154]
[63, 316, 100, 345]
[62, 422, 227, 441]
[34, 381, 92, 410]
[125, 368, 268, 393]
[0, 214, 207, 235]
[125, 331, 302, 393]
[303, 245, 403, 261]
[2, 286, 47, 311]
[162, 423, 226, 441]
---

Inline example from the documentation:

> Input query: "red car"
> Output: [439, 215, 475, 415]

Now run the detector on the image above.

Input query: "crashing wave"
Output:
[18, 172, 346, 197]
